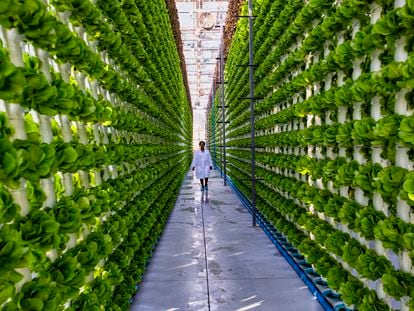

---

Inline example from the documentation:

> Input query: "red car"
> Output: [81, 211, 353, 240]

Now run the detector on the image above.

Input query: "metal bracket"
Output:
[240, 178, 264, 181]
[236, 64, 258, 67]
[236, 15, 257, 18]
[238, 97, 264, 100]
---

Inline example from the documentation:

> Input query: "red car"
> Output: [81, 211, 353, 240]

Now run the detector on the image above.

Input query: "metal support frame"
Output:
[247, 0, 257, 227]
[231, 2, 257, 227]
[219, 27, 227, 186]
[211, 84, 217, 163]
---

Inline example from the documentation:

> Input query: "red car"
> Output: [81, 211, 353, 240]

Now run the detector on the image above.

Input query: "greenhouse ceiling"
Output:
[176, 0, 229, 146]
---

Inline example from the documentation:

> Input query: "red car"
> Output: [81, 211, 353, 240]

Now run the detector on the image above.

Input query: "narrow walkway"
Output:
[131, 170, 323, 311]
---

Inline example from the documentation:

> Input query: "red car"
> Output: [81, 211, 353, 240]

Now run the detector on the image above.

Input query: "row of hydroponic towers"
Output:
[209, 1, 414, 310]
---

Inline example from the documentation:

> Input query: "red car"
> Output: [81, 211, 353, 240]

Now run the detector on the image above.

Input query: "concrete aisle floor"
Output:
[130, 170, 324, 311]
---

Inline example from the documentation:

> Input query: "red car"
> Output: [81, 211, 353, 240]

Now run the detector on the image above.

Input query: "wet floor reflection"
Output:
[201, 190, 209, 204]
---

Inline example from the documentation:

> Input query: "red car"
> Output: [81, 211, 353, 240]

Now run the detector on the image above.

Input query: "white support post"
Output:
[4, 27, 32, 291]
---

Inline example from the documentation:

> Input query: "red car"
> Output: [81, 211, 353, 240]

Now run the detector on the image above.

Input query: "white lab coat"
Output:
[191, 149, 213, 179]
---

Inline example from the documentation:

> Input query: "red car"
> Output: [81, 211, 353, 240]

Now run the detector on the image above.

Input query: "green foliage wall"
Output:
[210, 0, 414, 310]
[209, 88, 223, 168]
[0, 0, 192, 309]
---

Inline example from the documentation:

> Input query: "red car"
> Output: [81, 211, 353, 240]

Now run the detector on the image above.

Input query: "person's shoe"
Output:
[204, 185, 208, 191]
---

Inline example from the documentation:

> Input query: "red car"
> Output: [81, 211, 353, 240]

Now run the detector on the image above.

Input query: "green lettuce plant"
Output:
[356, 249, 392, 280]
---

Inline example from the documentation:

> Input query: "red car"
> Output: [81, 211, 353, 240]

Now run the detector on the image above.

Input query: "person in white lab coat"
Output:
[191, 141, 213, 191]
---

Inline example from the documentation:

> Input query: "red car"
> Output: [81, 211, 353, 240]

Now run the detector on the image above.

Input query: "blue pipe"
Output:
[214, 166, 336, 311]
